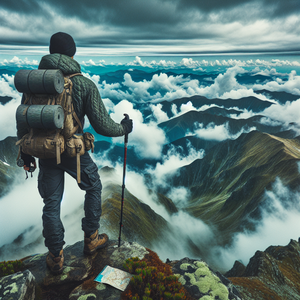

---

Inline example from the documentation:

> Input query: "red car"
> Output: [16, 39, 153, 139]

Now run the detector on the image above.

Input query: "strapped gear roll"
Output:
[14, 69, 64, 94]
[16, 104, 65, 129]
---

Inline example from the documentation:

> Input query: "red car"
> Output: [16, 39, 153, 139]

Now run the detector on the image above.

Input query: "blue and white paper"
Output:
[95, 265, 132, 291]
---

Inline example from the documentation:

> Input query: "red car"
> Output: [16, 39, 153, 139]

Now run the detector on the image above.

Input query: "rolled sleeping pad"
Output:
[16, 104, 64, 129]
[16, 105, 29, 129]
[14, 69, 64, 94]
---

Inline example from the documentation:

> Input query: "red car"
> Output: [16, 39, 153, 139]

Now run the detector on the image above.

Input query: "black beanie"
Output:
[49, 32, 76, 57]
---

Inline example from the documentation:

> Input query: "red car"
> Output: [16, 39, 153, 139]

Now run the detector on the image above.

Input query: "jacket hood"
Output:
[38, 53, 81, 75]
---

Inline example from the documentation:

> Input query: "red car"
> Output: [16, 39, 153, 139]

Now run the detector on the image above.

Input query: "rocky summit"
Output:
[226, 238, 300, 299]
[3, 238, 300, 299]
[0, 240, 242, 300]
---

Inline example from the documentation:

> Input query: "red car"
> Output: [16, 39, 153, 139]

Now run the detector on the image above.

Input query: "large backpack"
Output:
[15, 69, 95, 183]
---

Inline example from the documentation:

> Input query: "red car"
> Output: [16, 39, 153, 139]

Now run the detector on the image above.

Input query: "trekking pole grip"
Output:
[123, 113, 129, 144]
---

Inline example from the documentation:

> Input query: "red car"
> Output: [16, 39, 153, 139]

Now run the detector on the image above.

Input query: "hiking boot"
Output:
[84, 230, 109, 255]
[46, 249, 64, 275]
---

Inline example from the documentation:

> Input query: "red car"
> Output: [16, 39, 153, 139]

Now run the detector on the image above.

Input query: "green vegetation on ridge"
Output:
[171, 131, 300, 244]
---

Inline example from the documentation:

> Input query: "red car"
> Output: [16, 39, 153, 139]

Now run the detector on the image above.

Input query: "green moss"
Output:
[78, 294, 96, 300]
[60, 275, 68, 281]
[210, 283, 229, 300]
[184, 261, 229, 300]
[178, 276, 186, 286]
[5, 282, 18, 293]
[63, 267, 73, 273]
[96, 283, 106, 291]
[195, 266, 210, 278]
[11, 273, 23, 280]
[195, 261, 207, 268]
[180, 263, 194, 271]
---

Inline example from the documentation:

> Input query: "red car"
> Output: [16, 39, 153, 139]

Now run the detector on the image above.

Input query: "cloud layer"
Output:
[1, 55, 300, 271]
[1, 58, 299, 142]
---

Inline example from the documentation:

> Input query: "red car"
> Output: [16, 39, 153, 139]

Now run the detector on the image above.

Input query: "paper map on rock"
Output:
[94, 265, 132, 291]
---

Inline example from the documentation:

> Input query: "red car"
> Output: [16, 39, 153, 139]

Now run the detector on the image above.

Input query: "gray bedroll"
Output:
[16, 104, 64, 129]
[14, 69, 64, 94]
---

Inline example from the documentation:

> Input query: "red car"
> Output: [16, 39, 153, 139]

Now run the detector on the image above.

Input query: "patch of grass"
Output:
[122, 250, 193, 300]
[0, 259, 25, 277]
[229, 277, 281, 300]
[101, 183, 170, 247]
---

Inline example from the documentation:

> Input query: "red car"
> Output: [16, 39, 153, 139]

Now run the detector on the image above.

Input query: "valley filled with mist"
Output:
[1, 55, 300, 273]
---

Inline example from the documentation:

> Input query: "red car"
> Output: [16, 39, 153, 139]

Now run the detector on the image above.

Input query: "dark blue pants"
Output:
[38, 152, 102, 254]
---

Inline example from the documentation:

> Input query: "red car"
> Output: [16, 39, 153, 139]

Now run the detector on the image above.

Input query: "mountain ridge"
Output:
[227, 238, 300, 299]
[160, 95, 275, 114]
[170, 131, 300, 243]
[158, 110, 291, 143]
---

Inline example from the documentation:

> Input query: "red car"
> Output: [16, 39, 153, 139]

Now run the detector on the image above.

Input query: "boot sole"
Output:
[84, 238, 109, 255]
[51, 268, 63, 275]
[47, 264, 64, 275]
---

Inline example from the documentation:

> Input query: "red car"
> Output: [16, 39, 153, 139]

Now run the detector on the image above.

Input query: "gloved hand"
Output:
[21, 151, 36, 172]
[121, 117, 133, 134]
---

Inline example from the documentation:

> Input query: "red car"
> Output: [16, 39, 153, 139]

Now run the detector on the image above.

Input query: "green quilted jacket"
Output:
[17, 53, 126, 139]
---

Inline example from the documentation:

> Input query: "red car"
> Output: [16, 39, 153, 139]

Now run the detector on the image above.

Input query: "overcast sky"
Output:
[0, 0, 300, 56]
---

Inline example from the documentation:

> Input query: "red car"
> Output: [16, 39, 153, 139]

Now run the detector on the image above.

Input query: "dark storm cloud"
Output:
[3, 0, 298, 25]
[0, 0, 299, 54]
[177, 0, 252, 12]
[0, 0, 44, 14]
[1, 0, 179, 27]
[0, 0, 184, 46]
[178, 0, 300, 17]
[263, 0, 300, 17]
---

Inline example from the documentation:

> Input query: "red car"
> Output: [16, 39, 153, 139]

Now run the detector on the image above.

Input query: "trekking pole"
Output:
[118, 114, 129, 247]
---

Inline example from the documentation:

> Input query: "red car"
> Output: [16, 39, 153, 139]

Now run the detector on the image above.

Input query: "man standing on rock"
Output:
[16, 32, 133, 275]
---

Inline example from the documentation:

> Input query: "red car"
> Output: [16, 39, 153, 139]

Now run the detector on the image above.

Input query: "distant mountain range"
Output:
[0, 96, 13, 105]
[159, 111, 285, 142]
[1, 91, 300, 274]
[0, 136, 21, 198]
[255, 89, 300, 104]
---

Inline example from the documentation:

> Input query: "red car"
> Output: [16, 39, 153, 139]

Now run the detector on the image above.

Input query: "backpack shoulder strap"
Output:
[69, 73, 83, 79]
[64, 73, 84, 133]
[72, 110, 83, 133]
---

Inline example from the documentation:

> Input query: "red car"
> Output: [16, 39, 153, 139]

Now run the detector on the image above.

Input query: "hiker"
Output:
[16, 32, 133, 275]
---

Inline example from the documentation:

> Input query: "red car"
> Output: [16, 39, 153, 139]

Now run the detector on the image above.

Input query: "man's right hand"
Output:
[121, 118, 133, 134]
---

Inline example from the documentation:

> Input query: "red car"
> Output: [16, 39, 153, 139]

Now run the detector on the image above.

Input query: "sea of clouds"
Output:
[1, 56, 300, 271]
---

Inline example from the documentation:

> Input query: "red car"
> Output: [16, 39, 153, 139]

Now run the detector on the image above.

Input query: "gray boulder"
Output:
[22, 239, 148, 300]
[68, 241, 149, 300]
[0, 269, 35, 300]
[171, 257, 242, 300]
[1, 240, 244, 300]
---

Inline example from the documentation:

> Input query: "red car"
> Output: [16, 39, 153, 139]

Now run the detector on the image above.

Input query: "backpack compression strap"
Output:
[68, 73, 84, 133]
[67, 73, 84, 183]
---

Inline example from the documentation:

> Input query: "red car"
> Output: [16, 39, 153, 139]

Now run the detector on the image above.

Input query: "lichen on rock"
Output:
[0, 269, 35, 300]
[183, 263, 229, 299]
[171, 258, 238, 300]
